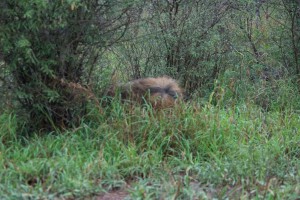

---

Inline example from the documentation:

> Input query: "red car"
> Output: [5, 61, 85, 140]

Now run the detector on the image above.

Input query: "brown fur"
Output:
[107, 76, 183, 109]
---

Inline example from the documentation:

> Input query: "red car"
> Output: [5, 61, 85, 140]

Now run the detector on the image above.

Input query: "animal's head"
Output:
[105, 76, 184, 109]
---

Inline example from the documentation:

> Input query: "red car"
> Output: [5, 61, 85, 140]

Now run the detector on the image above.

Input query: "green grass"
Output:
[0, 102, 299, 199]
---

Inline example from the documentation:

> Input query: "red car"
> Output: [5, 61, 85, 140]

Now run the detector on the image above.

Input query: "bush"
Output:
[0, 0, 134, 132]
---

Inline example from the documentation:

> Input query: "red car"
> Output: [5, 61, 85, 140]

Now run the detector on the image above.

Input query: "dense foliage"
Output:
[0, 0, 299, 132]
[0, 1, 299, 198]
[0, 0, 134, 131]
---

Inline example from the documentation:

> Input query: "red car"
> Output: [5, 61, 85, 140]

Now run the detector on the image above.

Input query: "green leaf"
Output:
[16, 37, 31, 48]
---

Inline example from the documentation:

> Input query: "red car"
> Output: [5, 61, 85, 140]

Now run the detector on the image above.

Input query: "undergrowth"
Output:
[0, 102, 299, 199]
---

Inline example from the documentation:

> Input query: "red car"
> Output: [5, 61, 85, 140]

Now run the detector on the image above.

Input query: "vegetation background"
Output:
[0, 0, 299, 199]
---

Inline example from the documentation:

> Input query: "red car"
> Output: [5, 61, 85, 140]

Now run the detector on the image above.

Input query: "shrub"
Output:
[0, 0, 133, 132]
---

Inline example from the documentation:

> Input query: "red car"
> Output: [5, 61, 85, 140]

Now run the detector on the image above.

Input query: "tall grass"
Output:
[0, 101, 299, 199]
